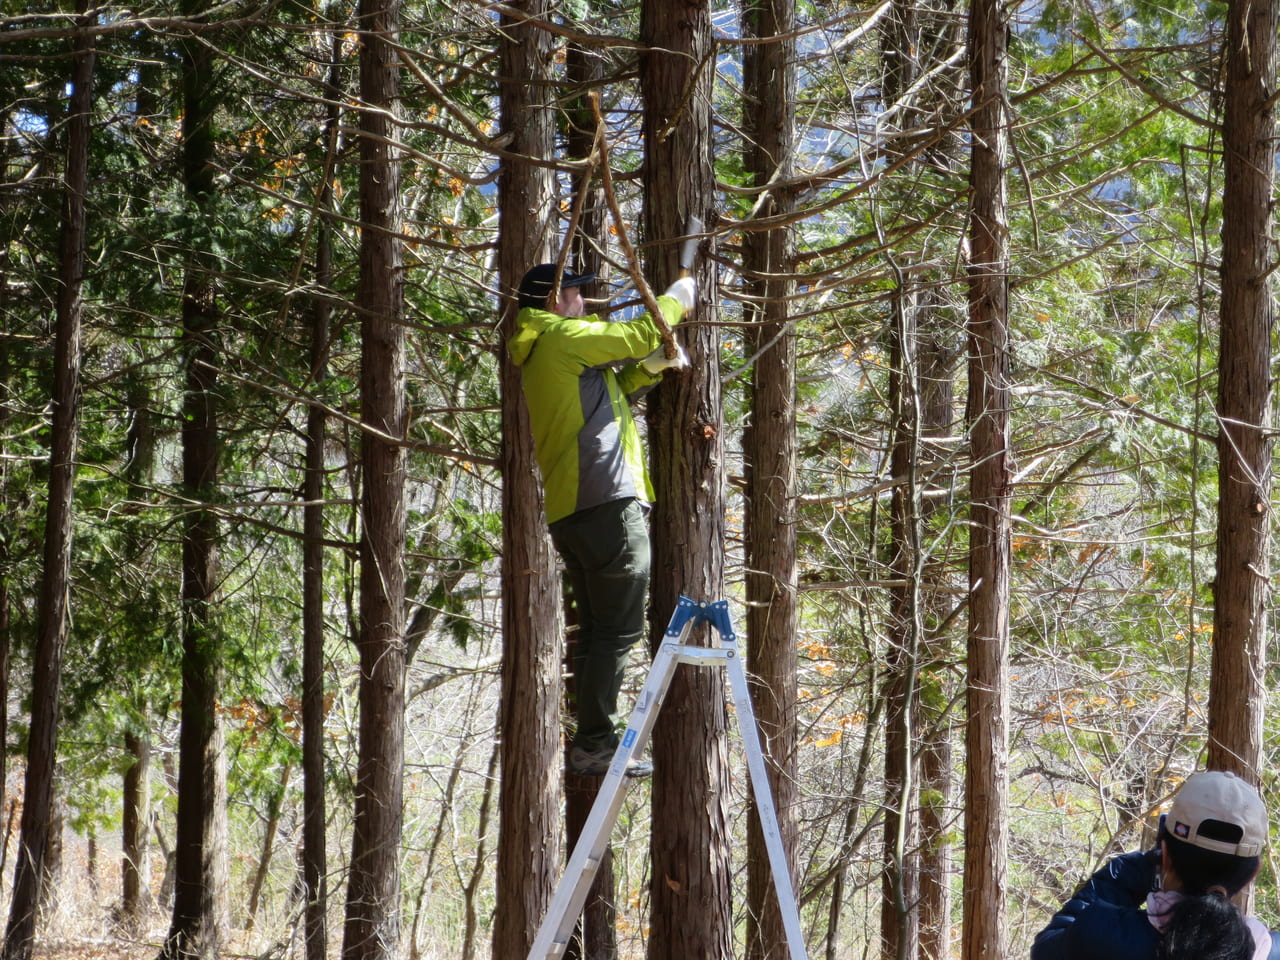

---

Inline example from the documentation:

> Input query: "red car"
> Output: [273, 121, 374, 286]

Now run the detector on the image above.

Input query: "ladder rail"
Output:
[725, 642, 809, 957]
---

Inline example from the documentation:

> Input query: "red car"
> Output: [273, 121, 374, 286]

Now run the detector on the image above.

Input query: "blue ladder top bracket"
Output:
[666, 595, 737, 645]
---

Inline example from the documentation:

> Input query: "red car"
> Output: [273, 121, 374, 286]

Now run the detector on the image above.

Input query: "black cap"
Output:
[517, 263, 596, 310]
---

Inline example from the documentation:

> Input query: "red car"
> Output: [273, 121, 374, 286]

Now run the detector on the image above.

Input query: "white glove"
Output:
[641, 343, 689, 375]
[662, 277, 696, 313]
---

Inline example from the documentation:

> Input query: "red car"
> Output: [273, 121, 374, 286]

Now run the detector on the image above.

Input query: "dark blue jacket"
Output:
[1031, 850, 1280, 960]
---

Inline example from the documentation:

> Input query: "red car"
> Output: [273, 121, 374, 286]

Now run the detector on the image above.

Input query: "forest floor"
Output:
[32, 940, 157, 960]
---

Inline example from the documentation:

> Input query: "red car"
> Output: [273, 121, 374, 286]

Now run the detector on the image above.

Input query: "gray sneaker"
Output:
[569, 744, 653, 778]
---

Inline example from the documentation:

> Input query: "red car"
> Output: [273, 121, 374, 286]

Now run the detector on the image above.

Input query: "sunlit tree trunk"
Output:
[962, 0, 1011, 954]
[493, 2, 561, 958]
[742, 1, 800, 958]
[641, 0, 732, 957]
[1207, 0, 1275, 786]
[340, 0, 408, 956]
[1, 10, 91, 959]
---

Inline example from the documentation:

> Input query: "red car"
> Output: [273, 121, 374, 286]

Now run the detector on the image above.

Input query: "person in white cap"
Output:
[1032, 770, 1277, 960]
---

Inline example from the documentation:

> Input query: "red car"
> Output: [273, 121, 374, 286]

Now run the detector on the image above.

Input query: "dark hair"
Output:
[1160, 818, 1260, 896]
[1156, 891, 1255, 960]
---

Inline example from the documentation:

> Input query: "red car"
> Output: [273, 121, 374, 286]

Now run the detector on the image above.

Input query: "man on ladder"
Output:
[508, 262, 696, 777]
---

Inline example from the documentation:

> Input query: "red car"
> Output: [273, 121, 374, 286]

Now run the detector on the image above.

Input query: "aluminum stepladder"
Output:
[527, 596, 809, 960]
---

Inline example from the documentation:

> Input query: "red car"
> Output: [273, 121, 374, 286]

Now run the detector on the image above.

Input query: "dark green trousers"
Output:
[550, 497, 650, 752]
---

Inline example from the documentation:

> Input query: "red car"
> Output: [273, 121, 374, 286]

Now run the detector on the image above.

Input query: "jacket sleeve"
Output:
[1030, 850, 1160, 960]
[562, 295, 686, 371]
[617, 362, 662, 399]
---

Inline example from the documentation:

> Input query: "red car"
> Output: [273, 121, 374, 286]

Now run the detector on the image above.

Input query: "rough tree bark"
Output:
[0, 48, 10, 851]
[121, 374, 157, 933]
[962, 0, 1011, 954]
[883, 290, 923, 960]
[915, 327, 957, 960]
[1, 9, 92, 959]
[741, 1, 800, 958]
[339, 0, 408, 957]
[161, 0, 229, 950]
[881, 308, 959, 960]
[641, 0, 733, 956]
[1207, 0, 1275, 785]
[301, 26, 344, 960]
[879, 5, 925, 957]
[493, 1, 561, 958]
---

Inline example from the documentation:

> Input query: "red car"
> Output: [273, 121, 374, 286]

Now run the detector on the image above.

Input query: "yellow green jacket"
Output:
[508, 297, 684, 524]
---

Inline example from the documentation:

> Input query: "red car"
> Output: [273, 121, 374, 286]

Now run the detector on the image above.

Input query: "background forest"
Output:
[1, 0, 1277, 958]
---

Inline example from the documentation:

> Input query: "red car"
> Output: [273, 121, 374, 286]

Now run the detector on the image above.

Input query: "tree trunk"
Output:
[160, 0, 229, 951]
[122, 730, 153, 931]
[492, 1, 562, 959]
[822, 686, 885, 960]
[566, 38, 606, 284]
[878, 7, 925, 958]
[561, 774, 615, 960]
[246, 762, 291, 931]
[883, 286, 922, 960]
[1207, 0, 1275, 785]
[461, 744, 501, 960]
[563, 586, 616, 960]
[42, 792, 65, 919]
[741, 2, 800, 958]
[916, 329, 957, 960]
[0, 69, 9, 844]
[87, 828, 99, 899]
[341, 0, 408, 956]
[641, 0, 732, 956]
[121, 352, 158, 935]
[917, 695, 953, 960]
[962, 0, 1011, 954]
[884, 322, 961, 960]
[0, 573, 7, 843]
[879, 239, 963, 960]
[562, 35, 617, 960]
[301, 26, 343, 960]
[2, 10, 91, 958]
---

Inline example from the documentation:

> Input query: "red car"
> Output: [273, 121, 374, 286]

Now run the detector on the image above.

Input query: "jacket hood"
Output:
[508, 307, 552, 366]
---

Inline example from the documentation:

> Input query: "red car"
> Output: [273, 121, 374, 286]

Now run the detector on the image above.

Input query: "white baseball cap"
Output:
[1166, 770, 1268, 858]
